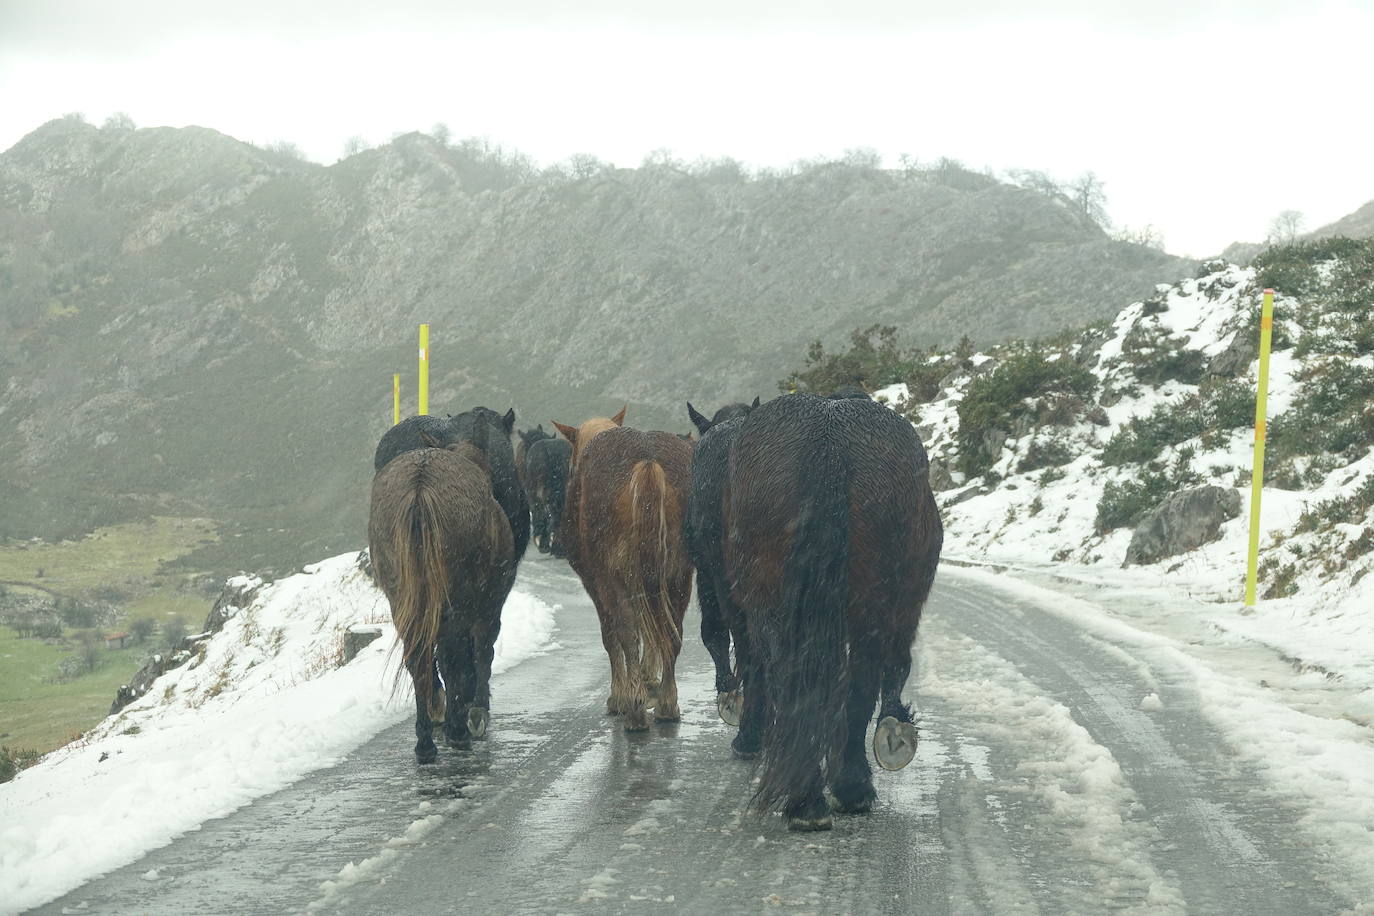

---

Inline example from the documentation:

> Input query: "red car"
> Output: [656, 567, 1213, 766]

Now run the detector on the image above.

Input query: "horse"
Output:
[515, 425, 553, 487]
[553, 408, 695, 731]
[524, 436, 572, 556]
[368, 425, 516, 763]
[683, 398, 760, 730]
[447, 407, 531, 564]
[724, 393, 942, 830]
[374, 415, 456, 472]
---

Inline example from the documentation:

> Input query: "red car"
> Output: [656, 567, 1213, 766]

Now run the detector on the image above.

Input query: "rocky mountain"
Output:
[0, 118, 1193, 571]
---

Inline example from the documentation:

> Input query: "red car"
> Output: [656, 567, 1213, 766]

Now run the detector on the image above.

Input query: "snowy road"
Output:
[34, 557, 1367, 914]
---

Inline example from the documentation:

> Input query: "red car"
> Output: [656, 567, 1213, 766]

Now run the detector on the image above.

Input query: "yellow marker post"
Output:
[1244, 289, 1276, 606]
[392, 374, 401, 426]
[418, 324, 430, 416]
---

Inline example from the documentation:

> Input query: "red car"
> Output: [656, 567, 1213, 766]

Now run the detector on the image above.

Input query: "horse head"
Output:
[552, 404, 627, 471]
[686, 396, 760, 436]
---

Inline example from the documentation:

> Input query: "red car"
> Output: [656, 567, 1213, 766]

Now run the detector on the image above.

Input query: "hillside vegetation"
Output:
[844, 238, 1374, 605]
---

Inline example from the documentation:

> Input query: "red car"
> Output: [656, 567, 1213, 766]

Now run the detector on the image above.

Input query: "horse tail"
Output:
[755, 425, 851, 812]
[628, 459, 682, 680]
[386, 476, 450, 711]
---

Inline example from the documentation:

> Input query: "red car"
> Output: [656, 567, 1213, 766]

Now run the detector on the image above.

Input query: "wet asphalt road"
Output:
[35, 556, 1359, 914]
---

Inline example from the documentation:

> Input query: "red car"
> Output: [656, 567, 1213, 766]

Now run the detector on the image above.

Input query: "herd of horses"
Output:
[367, 391, 943, 831]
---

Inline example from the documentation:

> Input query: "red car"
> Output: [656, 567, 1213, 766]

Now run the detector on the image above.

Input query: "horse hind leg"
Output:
[467, 614, 499, 740]
[620, 629, 652, 732]
[592, 592, 630, 715]
[873, 641, 919, 772]
[406, 655, 438, 764]
[427, 657, 446, 727]
[830, 643, 881, 814]
[438, 629, 475, 747]
[731, 627, 765, 759]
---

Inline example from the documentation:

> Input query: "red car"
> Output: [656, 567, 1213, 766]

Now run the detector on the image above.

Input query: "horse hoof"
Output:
[624, 707, 651, 732]
[415, 743, 438, 765]
[654, 704, 681, 723]
[731, 735, 761, 760]
[830, 784, 877, 814]
[786, 810, 833, 832]
[873, 716, 918, 771]
[717, 689, 743, 727]
[467, 707, 489, 739]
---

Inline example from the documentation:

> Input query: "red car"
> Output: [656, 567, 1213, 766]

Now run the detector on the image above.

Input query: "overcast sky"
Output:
[2, 0, 1372, 257]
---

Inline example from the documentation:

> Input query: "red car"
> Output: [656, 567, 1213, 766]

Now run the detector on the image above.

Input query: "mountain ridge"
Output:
[1, 118, 1193, 570]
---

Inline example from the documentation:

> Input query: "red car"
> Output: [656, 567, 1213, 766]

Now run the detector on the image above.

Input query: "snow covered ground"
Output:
[0, 551, 559, 914]
[873, 261, 1374, 707]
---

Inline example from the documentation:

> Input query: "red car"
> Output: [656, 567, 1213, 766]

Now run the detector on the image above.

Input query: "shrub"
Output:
[1095, 450, 1202, 532]
[1102, 378, 1256, 466]
[1268, 360, 1374, 464]
[1254, 237, 1374, 298]
[163, 618, 189, 651]
[780, 325, 938, 396]
[0, 746, 41, 784]
[130, 617, 156, 645]
[1017, 436, 1076, 473]
[1102, 395, 1204, 466]
[956, 347, 1095, 476]
[1295, 475, 1374, 534]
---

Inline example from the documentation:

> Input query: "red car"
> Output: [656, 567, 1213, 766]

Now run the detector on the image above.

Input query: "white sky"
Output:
[2, 0, 1372, 257]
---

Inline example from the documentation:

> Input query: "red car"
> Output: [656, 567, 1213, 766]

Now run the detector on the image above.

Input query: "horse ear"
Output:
[536, 423, 544, 434]
[751, 396, 760, 408]
[686, 402, 712, 436]
[503, 408, 516, 434]
[420, 430, 443, 449]
[552, 420, 578, 445]
[611, 404, 627, 426]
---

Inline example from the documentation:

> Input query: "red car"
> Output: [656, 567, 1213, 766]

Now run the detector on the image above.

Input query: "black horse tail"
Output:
[755, 425, 851, 812]
[386, 481, 450, 714]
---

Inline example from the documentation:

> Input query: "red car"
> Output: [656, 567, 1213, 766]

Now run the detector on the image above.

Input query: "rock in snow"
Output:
[1123, 485, 1243, 567]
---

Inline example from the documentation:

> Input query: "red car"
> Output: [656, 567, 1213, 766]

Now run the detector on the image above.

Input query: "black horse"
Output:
[724, 393, 942, 831]
[683, 398, 759, 731]
[516, 425, 553, 486]
[524, 436, 572, 556]
[448, 407, 531, 565]
[374, 415, 456, 472]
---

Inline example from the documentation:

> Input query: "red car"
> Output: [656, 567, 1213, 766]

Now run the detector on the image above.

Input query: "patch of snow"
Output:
[0, 552, 558, 914]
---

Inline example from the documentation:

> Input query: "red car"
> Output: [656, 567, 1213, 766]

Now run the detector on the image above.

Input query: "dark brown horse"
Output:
[554, 409, 695, 731]
[368, 430, 516, 763]
[684, 398, 760, 730]
[724, 393, 942, 830]
[515, 425, 553, 488]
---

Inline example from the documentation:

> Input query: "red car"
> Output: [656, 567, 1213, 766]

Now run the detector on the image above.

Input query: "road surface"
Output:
[36, 557, 1361, 914]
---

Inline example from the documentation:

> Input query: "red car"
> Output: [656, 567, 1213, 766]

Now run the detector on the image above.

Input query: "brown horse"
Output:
[368, 430, 516, 763]
[725, 393, 942, 830]
[553, 408, 695, 731]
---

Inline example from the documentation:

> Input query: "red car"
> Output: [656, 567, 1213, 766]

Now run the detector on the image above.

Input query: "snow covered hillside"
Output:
[0, 551, 558, 913]
[878, 239, 1374, 698]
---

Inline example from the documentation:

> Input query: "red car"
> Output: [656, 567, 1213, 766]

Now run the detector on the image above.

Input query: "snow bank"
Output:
[0, 551, 558, 914]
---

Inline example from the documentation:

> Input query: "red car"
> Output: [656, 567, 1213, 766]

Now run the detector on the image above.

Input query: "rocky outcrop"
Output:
[200, 574, 264, 634]
[1206, 331, 1257, 378]
[110, 573, 264, 715]
[1124, 486, 1243, 567]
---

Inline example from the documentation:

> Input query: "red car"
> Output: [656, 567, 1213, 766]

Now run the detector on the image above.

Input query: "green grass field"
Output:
[0, 517, 221, 755]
